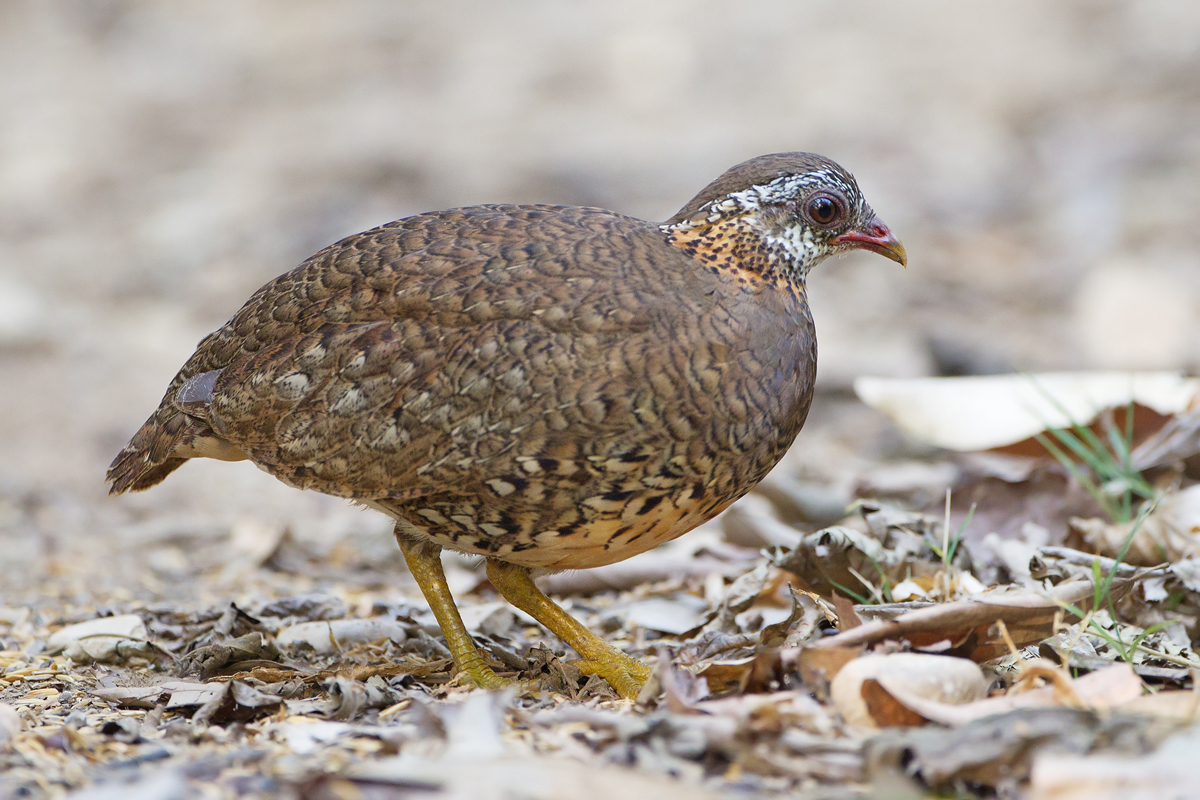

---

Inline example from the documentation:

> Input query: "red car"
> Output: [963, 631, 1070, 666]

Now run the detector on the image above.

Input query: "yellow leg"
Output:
[486, 559, 651, 700]
[396, 534, 510, 691]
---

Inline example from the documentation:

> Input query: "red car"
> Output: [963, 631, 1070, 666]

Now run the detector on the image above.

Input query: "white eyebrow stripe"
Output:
[703, 170, 863, 217]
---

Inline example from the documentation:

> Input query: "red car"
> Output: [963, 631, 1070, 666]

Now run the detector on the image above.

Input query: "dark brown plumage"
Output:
[108, 152, 905, 697]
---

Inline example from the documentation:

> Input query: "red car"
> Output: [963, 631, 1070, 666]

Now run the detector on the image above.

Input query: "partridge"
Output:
[108, 153, 905, 698]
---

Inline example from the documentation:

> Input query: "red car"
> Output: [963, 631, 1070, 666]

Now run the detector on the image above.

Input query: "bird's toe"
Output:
[573, 650, 651, 700]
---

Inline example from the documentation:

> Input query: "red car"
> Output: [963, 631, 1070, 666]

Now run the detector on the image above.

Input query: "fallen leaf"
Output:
[257, 592, 348, 620]
[1115, 689, 1200, 722]
[1131, 406, 1200, 470]
[860, 679, 928, 728]
[180, 631, 281, 678]
[1029, 722, 1200, 800]
[867, 707, 1179, 795]
[606, 594, 711, 636]
[696, 650, 779, 694]
[829, 653, 987, 728]
[276, 618, 408, 654]
[795, 645, 863, 690]
[855, 372, 1197, 452]
[773, 526, 893, 598]
[1068, 484, 1200, 565]
[883, 663, 1142, 726]
[811, 573, 1153, 660]
[45, 614, 152, 663]
[192, 680, 282, 727]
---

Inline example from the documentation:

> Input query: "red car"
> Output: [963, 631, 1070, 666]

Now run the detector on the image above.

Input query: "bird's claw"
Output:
[454, 660, 540, 694]
[572, 650, 651, 700]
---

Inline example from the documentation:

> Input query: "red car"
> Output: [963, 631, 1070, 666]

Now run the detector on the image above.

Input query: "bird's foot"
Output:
[572, 648, 651, 700]
[454, 658, 541, 694]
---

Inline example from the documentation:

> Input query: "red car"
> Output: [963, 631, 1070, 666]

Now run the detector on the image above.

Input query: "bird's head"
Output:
[662, 152, 906, 280]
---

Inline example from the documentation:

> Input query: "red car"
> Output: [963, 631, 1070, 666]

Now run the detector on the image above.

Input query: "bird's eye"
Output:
[806, 194, 841, 226]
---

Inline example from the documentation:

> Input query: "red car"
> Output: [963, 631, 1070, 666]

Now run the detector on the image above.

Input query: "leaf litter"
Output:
[4, 378, 1200, 798]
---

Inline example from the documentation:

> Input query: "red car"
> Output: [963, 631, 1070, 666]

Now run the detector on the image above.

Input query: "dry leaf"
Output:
[811, 575, 1150, 660]
[1131, 406, 1200, 470]
[868, 707, 1178, 795]
[192, 680, 282, 727]
[795, 645, 863, 690]
[276, 618, 409, 654]
[860, 679, 929, 727]
[45, 614, 152, 663]
[1068, 485, 1200, 565]
[1029, 723, 1200, 800]
[1116, 688, 1200, 722]
[830, 653, 987, 728]
[885, 663, 1142, 727]
[855, 372, 1198, 452]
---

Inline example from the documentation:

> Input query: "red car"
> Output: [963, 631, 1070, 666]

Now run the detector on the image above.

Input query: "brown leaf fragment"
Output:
[773, 526, 892, 598]
[338, 659, 454, 682]
[830, 653, 987, 728]
[697, 658, 756, 695]
[860, 679, 928, 728]
[180, 631, 281, 679]
[257, 591, 348, 621]
[795, 645, 863, 691]
[522, 644, 582, 699]
[231, 665, 301, 683]
[882, 663, 1143, 727]
[641, 648, 710, 712]
[191, 680, 282, 727]
[1131, 406, 1200, 471]
[811, 575, 1150, 658]
[1068, 487, 1200, 565]
[697, 649, 783, 695]
[760, 586, 801, 647]
[831, 594, 861, 631]
[694, 690, 835, 738]
[677, 630, 759, 664]
[322, 675, 404, 721]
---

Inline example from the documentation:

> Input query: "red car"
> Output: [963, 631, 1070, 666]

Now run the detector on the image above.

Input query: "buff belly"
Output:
[379, 488, 736, 570]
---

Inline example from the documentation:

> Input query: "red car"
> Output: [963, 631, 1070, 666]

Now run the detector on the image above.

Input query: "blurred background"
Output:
[2, 0, 1200, 596]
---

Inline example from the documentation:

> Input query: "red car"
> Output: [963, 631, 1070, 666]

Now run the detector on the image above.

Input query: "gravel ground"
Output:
[2, 2, 1200, 796]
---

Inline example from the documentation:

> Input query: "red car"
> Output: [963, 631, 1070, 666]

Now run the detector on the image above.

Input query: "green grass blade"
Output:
[1036, 432, 1121, 520]
[829, 580, 870, 605]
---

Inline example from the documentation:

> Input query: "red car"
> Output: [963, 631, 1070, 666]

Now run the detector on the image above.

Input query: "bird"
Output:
[107, 152, 905, 699]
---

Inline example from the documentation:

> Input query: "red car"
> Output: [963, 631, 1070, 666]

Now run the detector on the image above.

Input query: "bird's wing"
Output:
[146, 205, 714, 500]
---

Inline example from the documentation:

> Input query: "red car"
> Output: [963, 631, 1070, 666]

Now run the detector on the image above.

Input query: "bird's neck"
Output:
[660, 216, 808, 294]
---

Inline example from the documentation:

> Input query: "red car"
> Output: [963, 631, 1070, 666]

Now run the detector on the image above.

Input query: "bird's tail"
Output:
[106, 408, 192, 494]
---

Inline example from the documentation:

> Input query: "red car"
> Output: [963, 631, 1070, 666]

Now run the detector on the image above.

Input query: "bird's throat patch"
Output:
[662, 217, 801, 294]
